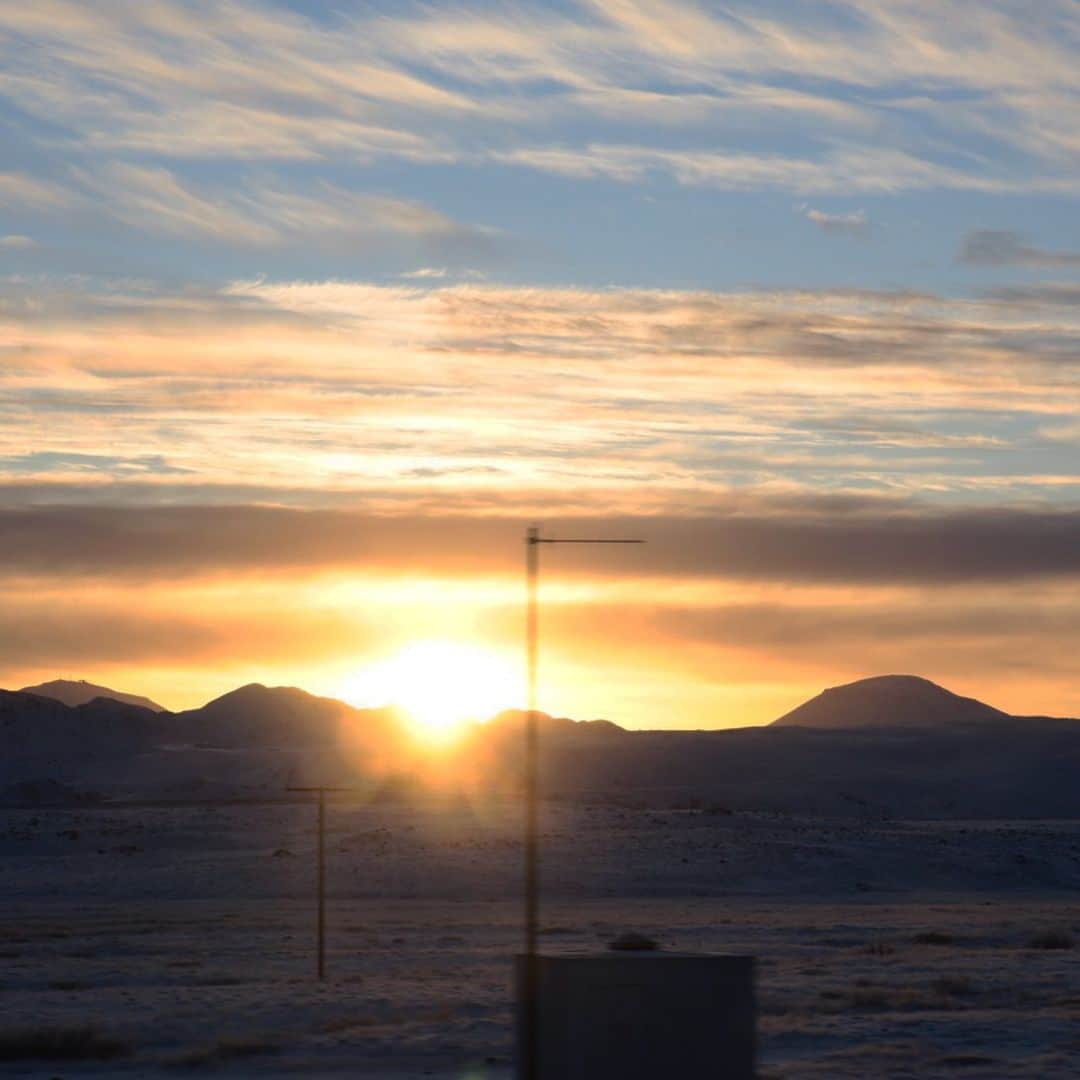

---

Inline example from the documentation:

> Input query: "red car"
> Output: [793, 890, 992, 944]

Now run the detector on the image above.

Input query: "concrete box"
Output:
[515, 953, 755, 1080]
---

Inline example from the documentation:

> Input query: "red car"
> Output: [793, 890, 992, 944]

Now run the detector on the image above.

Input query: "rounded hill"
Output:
[771, 675, 1010, 730]
[19, 678, 165, 713]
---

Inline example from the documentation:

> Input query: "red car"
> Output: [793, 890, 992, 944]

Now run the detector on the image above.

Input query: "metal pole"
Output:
[523, 525, 540, 1080]
[525, 526, 540, 958]
[520, 527, 642, 1080]
[317, 787, 326, 981]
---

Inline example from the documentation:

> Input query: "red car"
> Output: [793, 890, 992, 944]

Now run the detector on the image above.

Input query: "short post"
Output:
[317, 789, 326, 980]
[288, 785, 353, 979]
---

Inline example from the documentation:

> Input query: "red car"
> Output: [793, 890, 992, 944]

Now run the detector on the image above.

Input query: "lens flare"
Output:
[338, 640, 519, 742]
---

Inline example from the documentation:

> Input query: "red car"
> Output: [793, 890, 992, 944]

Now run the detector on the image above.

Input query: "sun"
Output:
[339, 640, 519, 742]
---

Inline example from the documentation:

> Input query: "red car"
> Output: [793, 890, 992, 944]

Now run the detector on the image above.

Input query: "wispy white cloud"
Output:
[75, 163, 278, 245]
[0, 172, 80, 210]
[1, 1, 1080, 196]
[400, 267, 448, 279]
[67, 164, 496, 249]
[801, 206, 870, 236]
[0, 1, 479, 162]
[1, 274, 1077, 523]
[0, 234, 38, 248]
[490, 143, 1080, 195]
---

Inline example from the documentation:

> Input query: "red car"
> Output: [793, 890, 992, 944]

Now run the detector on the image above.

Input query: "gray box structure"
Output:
[515, 952, 755, 1080]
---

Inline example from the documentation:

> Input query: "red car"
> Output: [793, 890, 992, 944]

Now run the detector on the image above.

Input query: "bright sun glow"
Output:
[338, 640, 520, 742]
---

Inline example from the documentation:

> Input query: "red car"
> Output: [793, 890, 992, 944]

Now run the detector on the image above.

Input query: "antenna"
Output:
[521, 525, 643, 1080]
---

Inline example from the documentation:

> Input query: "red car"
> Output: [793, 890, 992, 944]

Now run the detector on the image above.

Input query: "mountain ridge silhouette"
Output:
[18, 678, 165, 713]
[771, 674, 1014, 729]
[3, 674, 1078, 816]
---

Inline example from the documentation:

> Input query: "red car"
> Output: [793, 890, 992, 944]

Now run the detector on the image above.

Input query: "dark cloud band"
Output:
[3, 502, 1078, 585]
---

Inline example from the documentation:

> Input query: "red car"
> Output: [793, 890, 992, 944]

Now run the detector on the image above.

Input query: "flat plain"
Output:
[1, 800, 1078, 1077]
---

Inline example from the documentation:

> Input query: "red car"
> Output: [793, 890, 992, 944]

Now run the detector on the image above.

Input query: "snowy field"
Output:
[1, 800, 1078, 1077]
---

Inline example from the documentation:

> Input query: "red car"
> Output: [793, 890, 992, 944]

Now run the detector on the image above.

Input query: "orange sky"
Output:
[4, 520, 1078, 725]
[2, 3, 1079, 726]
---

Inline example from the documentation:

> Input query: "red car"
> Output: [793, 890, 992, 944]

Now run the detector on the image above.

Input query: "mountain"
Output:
[0, 683, 409, 801]
[771, 674, 1011, 730]
[1, 674, 1078, 817]
[486, 709, 626, 739]
[170, 683, 403, 750]
[18, 678, 165, 713]
[1, 689, 165, 768]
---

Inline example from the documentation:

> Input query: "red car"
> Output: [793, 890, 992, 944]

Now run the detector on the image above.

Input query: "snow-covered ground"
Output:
[1, 800, 1078, 1077]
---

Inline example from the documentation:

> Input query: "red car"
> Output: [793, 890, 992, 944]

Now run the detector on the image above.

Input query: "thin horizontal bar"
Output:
[287, 786, 358, 793]
[534, 538, 645, 544]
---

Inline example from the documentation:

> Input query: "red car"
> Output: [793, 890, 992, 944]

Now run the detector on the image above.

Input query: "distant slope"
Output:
[170, 683, 403, 749]
[771, 674, 1010, 729]
[19, 678, 165, 713]
[1, 689, 165, 766]
[0, 684, 409, 800]
[485, 709, 625, 739]
[2, 675, 1078, 817]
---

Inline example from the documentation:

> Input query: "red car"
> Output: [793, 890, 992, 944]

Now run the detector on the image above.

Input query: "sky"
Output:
[2, 0, 1079, 727]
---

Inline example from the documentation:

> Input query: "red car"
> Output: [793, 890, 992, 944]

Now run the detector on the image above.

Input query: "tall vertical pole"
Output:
[525, 525, 540, 958]
[523, 525, 540, 1080]
[317, 787, 326, 981]
[518, 527, 641, 1079]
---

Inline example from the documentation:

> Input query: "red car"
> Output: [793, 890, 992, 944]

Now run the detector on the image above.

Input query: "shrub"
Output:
[863, 941, 895, 956]
[1026, 930, 1075, 950]
[173, 1035, 281, 1068]
[913, 931, 954, 945]
[932, 975, 974, 997]
[0, 1025, 130, 1062]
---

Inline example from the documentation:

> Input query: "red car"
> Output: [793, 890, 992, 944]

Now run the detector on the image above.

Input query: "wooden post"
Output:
[287, 785, 353, 980]
[317, 787, 326, 980]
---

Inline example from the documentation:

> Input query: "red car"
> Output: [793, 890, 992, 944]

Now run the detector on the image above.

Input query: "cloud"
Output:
[534, 587, 1080, 693]
[802, 206, 869, 236]
[960, 230, 1080, 267]
[1, 274, 1077, 531]
[983, 283, 1080, 306]
[491, 144, 1077, 195]
[77, 164, 278, 245]
[400, 267, 448, 279]
[0, 172, 79, 210]
[0, 2, 475, 163]
[0, 588, 373, 670]
[1, 503, 1078, 586]
[0, 451, 191, 477]
[0, 234, 38, 248]
[70, 165, 495, 249]
[655, 598, 1080, 656]
[2, 1, 1080, 196]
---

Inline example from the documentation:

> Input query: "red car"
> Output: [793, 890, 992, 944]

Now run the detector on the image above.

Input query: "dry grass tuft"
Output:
[862, 940, 895, 956]
[173, 1035, 282, 1068]
[931, 975, 975, 998]
[1026, 930, 1074, 950]
[0, 1025, 130, 1061]
[913, 930, 955, 945]
[818, 978, 973, 1014]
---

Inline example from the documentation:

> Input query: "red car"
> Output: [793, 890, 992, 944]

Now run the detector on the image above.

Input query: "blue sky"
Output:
[4, 0, 1080, 293]
[1, 1, 1079, 722]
